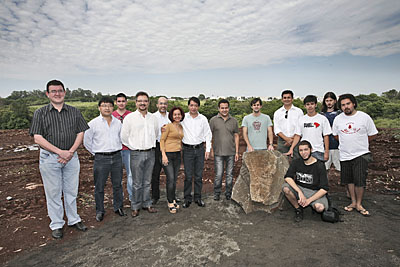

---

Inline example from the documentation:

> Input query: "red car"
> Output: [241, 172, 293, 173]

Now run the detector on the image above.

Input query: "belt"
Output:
[183, 143, 204, 149]
[95, 150, 120, 155]
[133, 148, 155, 152]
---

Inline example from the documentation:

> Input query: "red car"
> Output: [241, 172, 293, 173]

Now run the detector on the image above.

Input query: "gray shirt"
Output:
[30, 103, 89, 150]
[209, 114, 239, 156]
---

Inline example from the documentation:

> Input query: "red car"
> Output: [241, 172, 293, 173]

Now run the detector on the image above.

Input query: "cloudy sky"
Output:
[0, 0, 399, 98]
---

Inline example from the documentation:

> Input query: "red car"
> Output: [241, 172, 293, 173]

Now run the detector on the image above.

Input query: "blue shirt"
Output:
[322, 111, 340, 149]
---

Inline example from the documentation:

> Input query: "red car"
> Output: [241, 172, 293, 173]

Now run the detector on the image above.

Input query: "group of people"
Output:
[30, 80, 377, 239]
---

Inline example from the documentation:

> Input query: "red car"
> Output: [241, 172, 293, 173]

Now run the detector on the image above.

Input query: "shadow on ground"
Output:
[5, 192, 400, 267]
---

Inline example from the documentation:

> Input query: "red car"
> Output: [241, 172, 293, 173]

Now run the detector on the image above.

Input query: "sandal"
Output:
[357, 209, 371, 217]
[344, 205, 355, 212]
[168, 202, 177, 214]
[173, 200, 180, 209]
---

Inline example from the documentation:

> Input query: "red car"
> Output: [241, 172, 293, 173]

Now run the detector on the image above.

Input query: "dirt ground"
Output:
[0, 128, 399, 266]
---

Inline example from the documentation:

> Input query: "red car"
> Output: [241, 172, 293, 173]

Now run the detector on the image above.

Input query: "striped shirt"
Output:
[29, 103, 89, 150]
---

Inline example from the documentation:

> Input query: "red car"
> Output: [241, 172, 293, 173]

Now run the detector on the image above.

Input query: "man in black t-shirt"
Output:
[282, 140, 329, 222]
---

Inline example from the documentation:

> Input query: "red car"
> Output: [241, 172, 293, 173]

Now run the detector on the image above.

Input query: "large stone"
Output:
[232, 150, 289, 214]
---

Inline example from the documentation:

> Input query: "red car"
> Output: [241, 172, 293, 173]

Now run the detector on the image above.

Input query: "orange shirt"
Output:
[160, 123, 184, 152]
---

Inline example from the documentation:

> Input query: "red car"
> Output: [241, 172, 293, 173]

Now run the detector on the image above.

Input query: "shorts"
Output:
[340, 153, 371, 187]
[282, 182, 328, 210]
[325, 149, 340, 171]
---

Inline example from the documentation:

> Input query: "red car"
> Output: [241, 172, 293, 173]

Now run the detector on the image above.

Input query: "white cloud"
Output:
[0, 0, 399, 79]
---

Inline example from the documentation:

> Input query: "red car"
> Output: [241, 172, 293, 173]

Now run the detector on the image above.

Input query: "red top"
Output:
[112, 110, 132, 150]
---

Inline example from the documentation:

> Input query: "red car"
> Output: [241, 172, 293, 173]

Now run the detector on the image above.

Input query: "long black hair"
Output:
[321, 92, 339, 112]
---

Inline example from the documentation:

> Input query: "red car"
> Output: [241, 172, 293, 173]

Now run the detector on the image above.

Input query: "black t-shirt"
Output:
[285, 159, 329, 191]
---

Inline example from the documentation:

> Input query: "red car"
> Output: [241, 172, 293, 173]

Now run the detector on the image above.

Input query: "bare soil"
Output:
[0, 128, 399, 266]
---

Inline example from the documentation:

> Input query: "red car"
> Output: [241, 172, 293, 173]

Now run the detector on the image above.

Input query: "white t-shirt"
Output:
[294, 113, 332, 153]
[332, 111, 378, 161]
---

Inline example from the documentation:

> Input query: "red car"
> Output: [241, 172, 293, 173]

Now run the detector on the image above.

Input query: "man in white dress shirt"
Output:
[121, 92, 159, 217]
[151, 97, 169, 205]
[273, 90, 304, 158]
[181, 97, 212, 208]
[84, 97, 125, 222]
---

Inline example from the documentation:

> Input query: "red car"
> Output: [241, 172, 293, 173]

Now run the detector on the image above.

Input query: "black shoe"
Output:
[226, 195, 231, 201]
[72, 221, 88, 231]
[294, 208, 303, 222]
[115, 208, 126, 216]
[182, 201, 191, 208]
[52, 228, 63, 239]
[195, 199, 206, 207]
[96, 213, 104, 222]
[175, 198, 181, 203]
[214, 195, 220, 201]
[152, 199, 159, 205]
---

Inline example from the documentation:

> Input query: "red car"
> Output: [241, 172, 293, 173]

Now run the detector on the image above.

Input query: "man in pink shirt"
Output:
[112, 93, 133, 201]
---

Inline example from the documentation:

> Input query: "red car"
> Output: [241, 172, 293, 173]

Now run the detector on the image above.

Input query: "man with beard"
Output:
[282, 140, 329, 222]
[332, 94, 378, 217]
[321, 92, 341, 172]
[209, 99, 239, 201]
[242, 97, 274, 152]
[151, 97, 169, 205]
[121, 92, 159, 217]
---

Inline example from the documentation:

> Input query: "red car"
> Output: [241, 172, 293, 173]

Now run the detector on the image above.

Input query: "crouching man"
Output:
[282, 140, 329, 222]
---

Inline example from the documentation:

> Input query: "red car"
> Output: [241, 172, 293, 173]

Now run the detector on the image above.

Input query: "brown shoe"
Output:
[131, 209, 140, 217]
[143, 206, 157, 213]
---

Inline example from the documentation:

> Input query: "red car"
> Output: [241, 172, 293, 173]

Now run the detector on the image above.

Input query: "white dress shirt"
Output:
[153, 110, 170, 142]
[273, 105, 304, 137]
[121, 110, 159, 150]
[84, 115, 122, 155]
[181, 112, 212, 152]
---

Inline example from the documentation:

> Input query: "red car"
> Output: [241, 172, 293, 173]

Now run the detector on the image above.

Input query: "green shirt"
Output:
[241, 113, 272, 150]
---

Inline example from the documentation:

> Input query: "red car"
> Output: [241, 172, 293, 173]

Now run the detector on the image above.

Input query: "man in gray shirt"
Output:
[209, 99, 239, 201]
[30, 80, 89, 239]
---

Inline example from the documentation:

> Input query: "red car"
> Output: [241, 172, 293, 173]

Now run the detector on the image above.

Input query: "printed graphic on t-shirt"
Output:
[304, 122, 320, 128]
[296, 172, 313, 184]
[340, 122, 360, 134]
[253, 121, 261, 131]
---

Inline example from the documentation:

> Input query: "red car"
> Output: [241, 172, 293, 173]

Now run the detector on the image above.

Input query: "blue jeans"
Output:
[214, 155, 235, 197]
[312, 151, 325, 162]
[39, 149, 81, 230]
[93, 153, 123, 213]
[121, 150, 133, 201]
[130, 149, 155, 210]
[164, 151, 181, 203]
[183, 146, 205, 201]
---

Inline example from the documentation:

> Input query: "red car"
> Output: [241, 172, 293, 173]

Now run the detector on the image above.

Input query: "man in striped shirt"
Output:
[30, 80, 89, 239]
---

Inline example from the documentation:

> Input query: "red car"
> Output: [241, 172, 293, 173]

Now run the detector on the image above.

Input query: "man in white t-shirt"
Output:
[332, 94, 378, 217]
[287, 95, 331, 162]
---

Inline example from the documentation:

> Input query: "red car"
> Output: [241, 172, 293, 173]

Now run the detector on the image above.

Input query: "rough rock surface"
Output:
[232, 150, 289, 214]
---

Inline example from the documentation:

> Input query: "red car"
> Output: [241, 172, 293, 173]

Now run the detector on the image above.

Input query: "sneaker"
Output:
[214, 195, 220, 201]
[294, 208, 303, 222]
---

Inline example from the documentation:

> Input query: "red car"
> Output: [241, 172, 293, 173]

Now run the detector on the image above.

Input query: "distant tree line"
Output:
[0, 88, 399, 130]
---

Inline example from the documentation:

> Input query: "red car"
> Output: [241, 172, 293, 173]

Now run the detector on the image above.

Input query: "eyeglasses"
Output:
[285, 110, 288, 119]
[119, 116, 124, 123]
[100, 104, 113, 108]
[49, 90, 65, 95]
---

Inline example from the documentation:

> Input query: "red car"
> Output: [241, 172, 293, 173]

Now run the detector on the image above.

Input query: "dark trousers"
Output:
[164, 151, 181, 203]
[183, 145, 205, 201]
[93, 153, 123, 213]
[151, 141, 163, 200]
